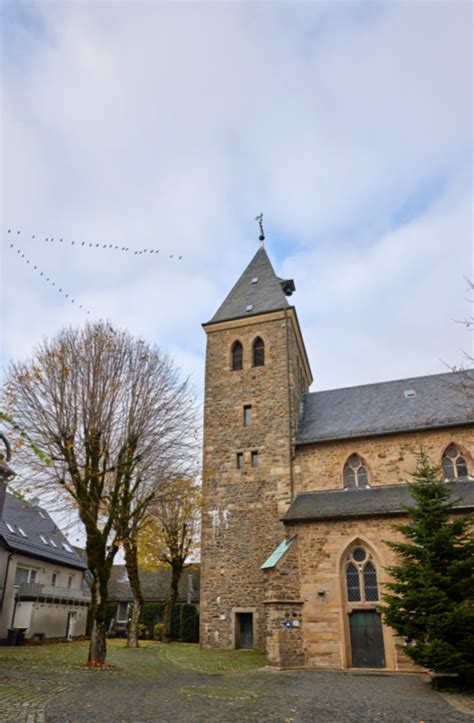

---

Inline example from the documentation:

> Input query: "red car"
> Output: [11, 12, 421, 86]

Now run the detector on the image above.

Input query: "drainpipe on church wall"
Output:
[284, 309, 295, 502]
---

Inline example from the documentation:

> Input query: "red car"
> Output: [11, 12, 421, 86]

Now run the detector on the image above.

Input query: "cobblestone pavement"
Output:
[0, 643, 472, 722]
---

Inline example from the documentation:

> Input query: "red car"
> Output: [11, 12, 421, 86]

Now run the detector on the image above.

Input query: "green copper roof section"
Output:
[261, 535, 297, 569]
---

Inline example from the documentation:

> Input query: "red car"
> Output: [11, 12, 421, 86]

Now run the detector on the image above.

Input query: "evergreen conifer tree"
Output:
[380, 452, 474, 684]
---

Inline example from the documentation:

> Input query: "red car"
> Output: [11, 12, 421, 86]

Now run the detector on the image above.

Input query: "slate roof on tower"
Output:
[207, 247, 292, 324]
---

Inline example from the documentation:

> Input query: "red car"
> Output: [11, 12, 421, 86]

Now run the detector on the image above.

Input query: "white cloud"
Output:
[1, 0, 472, 403]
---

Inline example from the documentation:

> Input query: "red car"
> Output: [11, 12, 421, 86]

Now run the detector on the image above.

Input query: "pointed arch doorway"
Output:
[349, 610, 385, 668]
[343, 543, 386, 669]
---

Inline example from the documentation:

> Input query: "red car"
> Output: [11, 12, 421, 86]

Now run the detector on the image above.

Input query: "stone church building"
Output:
[200, 244, 474, 671]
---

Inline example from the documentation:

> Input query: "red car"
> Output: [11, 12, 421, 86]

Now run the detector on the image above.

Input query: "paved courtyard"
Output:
[0, 641, 472, 722]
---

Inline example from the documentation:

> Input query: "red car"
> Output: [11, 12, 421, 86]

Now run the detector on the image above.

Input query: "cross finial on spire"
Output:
[255, 213, 265, 247]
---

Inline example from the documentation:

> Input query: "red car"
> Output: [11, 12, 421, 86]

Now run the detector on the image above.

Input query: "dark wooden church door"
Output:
[236, 613, 253, 649]
[349, 610, 385, 668]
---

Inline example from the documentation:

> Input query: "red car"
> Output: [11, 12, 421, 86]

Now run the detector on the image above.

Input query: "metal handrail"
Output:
[16, 581, 91, 602]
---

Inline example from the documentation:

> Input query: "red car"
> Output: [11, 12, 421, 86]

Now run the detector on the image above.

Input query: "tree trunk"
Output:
[88, 617, 107, 665]
[124, 539, 143, 648]
[87, 580, 108, 665]
[86, 538, 117, 666]
[162, 563, 182, 644]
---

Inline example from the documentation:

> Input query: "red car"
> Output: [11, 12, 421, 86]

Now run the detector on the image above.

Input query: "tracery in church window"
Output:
[252, 337, 265, 367]
[344, 454, 370, 489]
[442, 444, 469, 480]
[345, 547, 379, 603]
[231, 340, 243, 371]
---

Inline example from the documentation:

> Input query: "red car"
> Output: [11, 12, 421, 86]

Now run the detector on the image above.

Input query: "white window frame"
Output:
[14, 566, 38, 585]
[116, 602, 129, 623]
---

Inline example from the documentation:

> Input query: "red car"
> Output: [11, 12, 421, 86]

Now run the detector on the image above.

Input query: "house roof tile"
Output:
[0, 493, 86, 570]
[108, 564, 200, 603]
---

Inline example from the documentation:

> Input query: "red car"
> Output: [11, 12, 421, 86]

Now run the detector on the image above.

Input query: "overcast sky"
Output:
[1, 0, 473, 403]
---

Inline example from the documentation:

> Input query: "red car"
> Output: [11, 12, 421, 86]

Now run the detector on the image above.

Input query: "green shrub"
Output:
[154, 623, 164, 640]
[137, 623, 149, 639]
[139, 603, 164, 639]
[181, 604, 199, 643]
[169, 603, 199, 643]
[171, 604, 181, 639]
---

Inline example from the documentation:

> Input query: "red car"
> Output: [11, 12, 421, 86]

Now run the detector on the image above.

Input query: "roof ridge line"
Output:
[306, 369, 473, 396]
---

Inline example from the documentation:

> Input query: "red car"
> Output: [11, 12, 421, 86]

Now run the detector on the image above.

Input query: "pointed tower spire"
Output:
[207, 246, 292, 324]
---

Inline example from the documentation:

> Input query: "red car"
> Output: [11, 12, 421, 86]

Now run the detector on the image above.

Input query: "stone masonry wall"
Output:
[294, 515, 449, 671]
[293, 426, 474, 494]
[200, 312, 309, 650]
[263, 539, 305, 667]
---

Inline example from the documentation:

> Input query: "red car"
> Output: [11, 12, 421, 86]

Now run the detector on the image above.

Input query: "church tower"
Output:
[200, 241, 312, 650]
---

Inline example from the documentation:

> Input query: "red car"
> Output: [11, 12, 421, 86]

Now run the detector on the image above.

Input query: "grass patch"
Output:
[159, 643, 266, 674]
[0, 640, 266, 677]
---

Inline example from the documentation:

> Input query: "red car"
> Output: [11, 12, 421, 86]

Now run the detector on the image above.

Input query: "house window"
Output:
[116, 602, 129, 623]
[40, 535, 49, 545]
[345, 547, 379, 603]
[68, 575, 74, 589]
[252, 337, 265, 367]
[442, 444, 469, 480]
[251, 451, 259, 468]
[231, 341, 243, 371]
[14, 566, 37, 586]
[5, 523, 15, 533]
[18, 527, 28, 538]
[344, 454, 370, 489]
[52, 572, 59, 587]
[243, 405, 252, 426]
[236, 452, 244, 469]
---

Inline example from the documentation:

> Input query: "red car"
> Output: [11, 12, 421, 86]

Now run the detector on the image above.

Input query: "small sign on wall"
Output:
[282, 619, 300, 629]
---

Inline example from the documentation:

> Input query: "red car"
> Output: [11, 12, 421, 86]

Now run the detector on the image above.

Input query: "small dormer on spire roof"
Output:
[208, 246, 295, 325]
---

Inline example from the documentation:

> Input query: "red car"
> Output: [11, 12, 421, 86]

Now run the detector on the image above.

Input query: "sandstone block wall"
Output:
[294, 516, 433, 671]
[200, 311, 309, 650]
[293, 426, 474, 494]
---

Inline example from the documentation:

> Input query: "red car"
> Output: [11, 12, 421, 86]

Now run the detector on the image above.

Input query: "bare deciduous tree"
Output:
[2, 321, 196, 664]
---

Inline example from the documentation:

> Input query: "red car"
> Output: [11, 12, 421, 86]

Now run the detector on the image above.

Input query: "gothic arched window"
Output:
[345, 547, 379, 603]
[252, 337, 265, 367]
[231, 341, 243, 371]
[344, 454, 369, 489]
[442, 444, 468, 480]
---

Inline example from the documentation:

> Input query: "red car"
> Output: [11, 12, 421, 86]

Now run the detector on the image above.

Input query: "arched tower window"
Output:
[231, 341, 243, 371]
[252, 337, 265, 367]
[442, 444, 468, 480]
[345, 547, 379, 603]
[344, 454, 369, 489]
